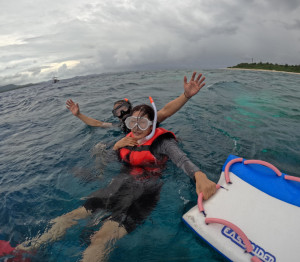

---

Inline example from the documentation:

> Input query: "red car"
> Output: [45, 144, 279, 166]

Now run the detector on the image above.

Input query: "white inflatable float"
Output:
[182, 155, 300, 262]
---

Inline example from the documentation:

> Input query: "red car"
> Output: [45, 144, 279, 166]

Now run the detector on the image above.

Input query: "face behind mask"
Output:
[112, 101, 132, 119]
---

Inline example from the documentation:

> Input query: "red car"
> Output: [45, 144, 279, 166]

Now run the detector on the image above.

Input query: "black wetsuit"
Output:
[84, 136, 200, 233]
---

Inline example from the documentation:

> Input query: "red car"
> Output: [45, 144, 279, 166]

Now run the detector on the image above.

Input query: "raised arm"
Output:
[157, 72, 205, 123]
[66, 99, 113, 127]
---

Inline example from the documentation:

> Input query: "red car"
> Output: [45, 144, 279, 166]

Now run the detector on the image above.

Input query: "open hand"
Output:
[66, 99, 80, 116]
[183, 72, 206, 99]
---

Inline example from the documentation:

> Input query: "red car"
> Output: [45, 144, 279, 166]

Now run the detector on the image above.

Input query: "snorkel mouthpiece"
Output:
[138, 96, 157, 144]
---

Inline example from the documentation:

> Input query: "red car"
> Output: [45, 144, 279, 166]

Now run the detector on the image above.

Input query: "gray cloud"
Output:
[0, 0, 299, 86]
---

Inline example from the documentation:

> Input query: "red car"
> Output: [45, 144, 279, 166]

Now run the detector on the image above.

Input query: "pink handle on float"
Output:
[205, 218, 253, 252]
[244, 159, 300, 183]
[244, 159, 282, 177]
[198, 184, 221, 217]
[224, 158, 243, 184]
[225, 158, 300, 183]
[205, 218, 262, 262]
[284, 175, 300, 183]
[251, 256, 263, 262]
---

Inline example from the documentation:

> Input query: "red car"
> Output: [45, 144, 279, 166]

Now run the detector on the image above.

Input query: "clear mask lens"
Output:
[125, 116, 153, 131]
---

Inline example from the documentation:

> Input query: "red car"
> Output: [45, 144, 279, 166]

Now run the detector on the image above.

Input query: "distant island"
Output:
[0, 83, 38, 93]
[0, 77, 60, 93]
[228, 63, 300, 74]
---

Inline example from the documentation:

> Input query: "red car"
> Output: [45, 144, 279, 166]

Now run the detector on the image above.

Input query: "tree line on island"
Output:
[228, 62, 300, 73]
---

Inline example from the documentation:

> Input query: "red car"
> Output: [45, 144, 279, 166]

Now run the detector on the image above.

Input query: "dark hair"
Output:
[131, 104, 154, 121]
[113, 99, 132, 111]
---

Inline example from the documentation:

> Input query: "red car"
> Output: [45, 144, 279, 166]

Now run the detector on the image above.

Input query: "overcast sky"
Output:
[0, 0, 299, 85]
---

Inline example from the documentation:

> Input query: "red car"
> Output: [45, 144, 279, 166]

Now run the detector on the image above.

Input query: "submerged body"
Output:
[84, 127, 204, 233]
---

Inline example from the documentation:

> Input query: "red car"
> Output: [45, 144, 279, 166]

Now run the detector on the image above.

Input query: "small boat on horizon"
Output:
[52, 77, 59, 83]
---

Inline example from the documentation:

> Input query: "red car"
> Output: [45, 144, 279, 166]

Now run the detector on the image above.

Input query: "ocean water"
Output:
[0, 69, 299, 261]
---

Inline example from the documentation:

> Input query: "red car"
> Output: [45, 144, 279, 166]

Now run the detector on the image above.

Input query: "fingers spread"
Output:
[196, 73, 202, 82]
[199, 76, 205, 84]
[66, 99, 74, 106]
[190, 72, 196, 82]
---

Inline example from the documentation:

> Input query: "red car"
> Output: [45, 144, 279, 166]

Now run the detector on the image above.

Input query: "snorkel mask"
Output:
[137, 96, 157, 145]
[112, 98, 132, 120]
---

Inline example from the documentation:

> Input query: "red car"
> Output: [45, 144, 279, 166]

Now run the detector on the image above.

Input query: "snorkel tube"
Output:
[138, 96, 157, 145]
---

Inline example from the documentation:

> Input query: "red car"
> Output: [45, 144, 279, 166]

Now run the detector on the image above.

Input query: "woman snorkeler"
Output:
[10, 97, 216, 262]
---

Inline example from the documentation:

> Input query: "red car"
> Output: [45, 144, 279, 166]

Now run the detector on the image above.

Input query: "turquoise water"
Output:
[0, 69, 299, 261]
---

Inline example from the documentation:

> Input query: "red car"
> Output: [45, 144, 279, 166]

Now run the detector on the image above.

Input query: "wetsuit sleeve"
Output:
[92, 142, 120, 163]
[151, 137, 200, 180]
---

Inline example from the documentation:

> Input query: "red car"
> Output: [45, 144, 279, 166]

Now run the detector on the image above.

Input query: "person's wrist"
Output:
[184, 92, 191, 99]
[194, 171, 206, 181]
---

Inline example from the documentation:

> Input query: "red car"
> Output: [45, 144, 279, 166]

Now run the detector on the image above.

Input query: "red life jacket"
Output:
[119, 128, 176, 177]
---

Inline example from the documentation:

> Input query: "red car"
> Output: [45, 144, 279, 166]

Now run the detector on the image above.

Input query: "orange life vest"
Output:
[119, 128, 176, 177]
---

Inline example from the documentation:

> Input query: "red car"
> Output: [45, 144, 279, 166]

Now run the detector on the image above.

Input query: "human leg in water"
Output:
[81, 220, 127, 262]
[16, 206, 91, 251]
[81, 174, 162, 261]
[15, 173, 130, 253]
